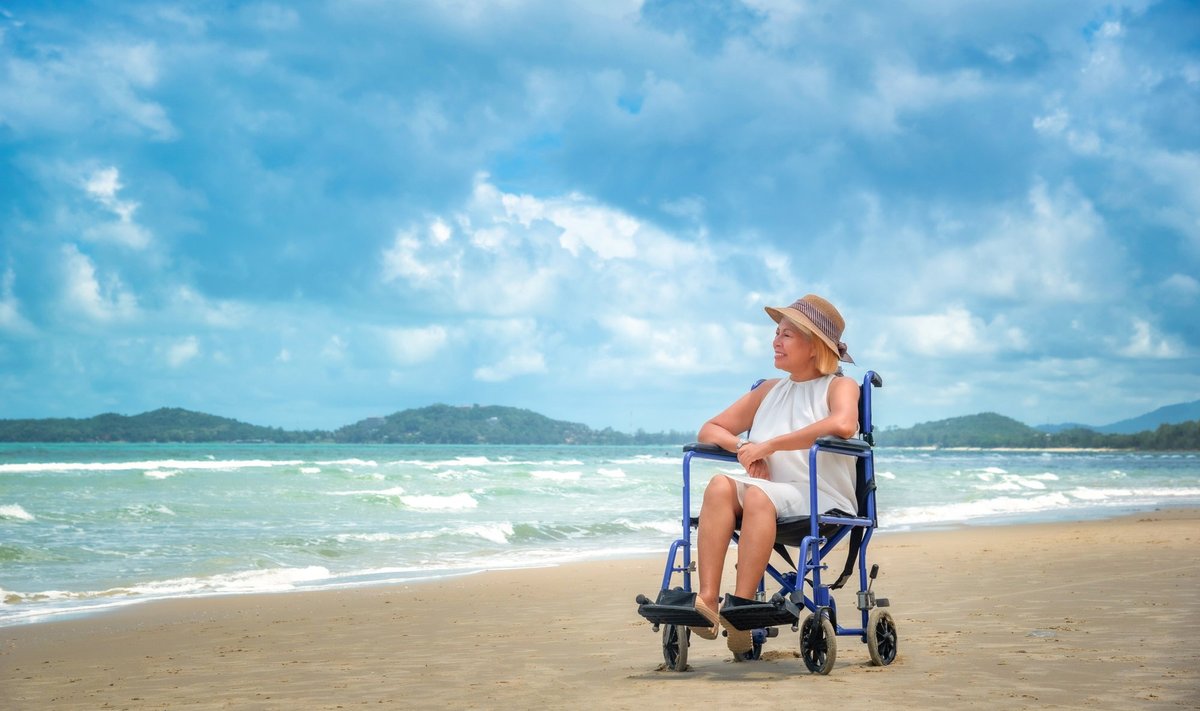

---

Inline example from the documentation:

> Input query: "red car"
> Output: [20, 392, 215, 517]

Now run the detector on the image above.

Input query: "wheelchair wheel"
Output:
[866, 609, 898, 666]
[731, 628, 765, 663]
[799, 613, 837, 674]
[661, 624, 689, 671]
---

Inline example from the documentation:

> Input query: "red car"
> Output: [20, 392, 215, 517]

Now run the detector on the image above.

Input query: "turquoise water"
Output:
[2, 443, 1197, 626]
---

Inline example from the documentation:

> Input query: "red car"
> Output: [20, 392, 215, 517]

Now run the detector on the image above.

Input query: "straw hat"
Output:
[764, 294, 855, 364]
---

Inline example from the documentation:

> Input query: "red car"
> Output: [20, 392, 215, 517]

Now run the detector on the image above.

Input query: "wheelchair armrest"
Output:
[813, 435, 872, 453]
[683, 442, 738, 459]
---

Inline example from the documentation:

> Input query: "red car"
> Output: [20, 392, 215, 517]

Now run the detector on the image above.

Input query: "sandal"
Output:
[721, 613, 753, 654]
[690, 597, 720, 640]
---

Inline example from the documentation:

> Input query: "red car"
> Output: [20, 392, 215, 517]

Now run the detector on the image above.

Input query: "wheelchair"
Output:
[635, 371, 896, 673]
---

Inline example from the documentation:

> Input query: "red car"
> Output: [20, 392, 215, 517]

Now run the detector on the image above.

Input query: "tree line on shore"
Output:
[0, 405, 692, 445]
[1, 405, 1197, 449]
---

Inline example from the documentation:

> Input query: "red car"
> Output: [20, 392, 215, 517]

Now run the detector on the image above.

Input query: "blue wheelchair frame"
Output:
[636, 371, 896, 673]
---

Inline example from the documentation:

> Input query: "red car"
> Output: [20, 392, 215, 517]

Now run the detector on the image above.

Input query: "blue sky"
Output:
[1, 1, 1197, 434]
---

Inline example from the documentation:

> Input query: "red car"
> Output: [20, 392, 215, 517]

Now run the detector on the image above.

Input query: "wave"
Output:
[886, 486, 1200, 528]
[400, 493, 478, 511]
[144, 469, 180, 479]
[530, 470, 582, 482]
[0, 504, 34, 522]
[0, 459, 304, 474]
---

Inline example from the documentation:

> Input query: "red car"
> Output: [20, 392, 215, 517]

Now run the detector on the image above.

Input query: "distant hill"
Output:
[0, 405, 689, 445]
[883, 412, 1200, 450]
[0, 408, 318, 443]
[1036, 399, 1200, 434]
[332, 403, 687, 444]
[2, 402, 1196, 448]
[1096, 400, 1200, 434]
[882, 412, 1051, 448]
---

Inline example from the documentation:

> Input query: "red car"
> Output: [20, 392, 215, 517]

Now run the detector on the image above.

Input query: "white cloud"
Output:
[0, 266, 34, 335]
[381, 325, 448, 365]
[60, 244, 138, 322]
[166, 335, 200, 367]
[81, 166, 152, 249]
[474, 351, 546, 382]
[886, 307, 1027, 358]
[1162, 273, 1199, 300]
[1119, 319, 1183, 359]
[321, 335, 348, 362]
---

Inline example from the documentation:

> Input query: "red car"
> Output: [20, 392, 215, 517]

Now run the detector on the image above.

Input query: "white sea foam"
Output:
[300, 466, 321, 474]
[315, 459, 377, 467]
[461, 522, 514, 544]
[597, 467, 626, 478]
[887, 492, 1074, 527]
[876, 471, 896, 480]
[978, 474, 1051, 492]
[144, 469, 179, 479]
[329, 486, 407, 497]
[400, 493, 478, 511]
[531, 470, 582, 482]
[0, 504, 34, 522]
[0, 459, 303, 474]
[1069, 486, 1200, 502]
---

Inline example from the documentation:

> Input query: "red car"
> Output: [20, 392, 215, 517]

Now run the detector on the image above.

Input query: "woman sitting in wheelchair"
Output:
[692, 293, 859, 654]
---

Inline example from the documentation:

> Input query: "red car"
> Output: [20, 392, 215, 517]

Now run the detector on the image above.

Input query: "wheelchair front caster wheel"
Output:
[731, 628, 765, 662]
[661, 623, 689, 671]
[867, 609, 898, 666]
[799, 613, 837, 674]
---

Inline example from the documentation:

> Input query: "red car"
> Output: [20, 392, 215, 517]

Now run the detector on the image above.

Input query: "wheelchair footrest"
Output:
[636, 588, 717, 629]
[719, 593, 799, 631]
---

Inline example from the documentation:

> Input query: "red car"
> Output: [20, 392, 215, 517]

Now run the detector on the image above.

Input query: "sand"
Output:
[3, 509, 1198, 710]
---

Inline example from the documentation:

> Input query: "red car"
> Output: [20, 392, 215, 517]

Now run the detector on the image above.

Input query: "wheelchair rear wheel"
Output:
[799, 613, 837, 674]
[661, 624, 689, 671]
[867, 609, 898, 666]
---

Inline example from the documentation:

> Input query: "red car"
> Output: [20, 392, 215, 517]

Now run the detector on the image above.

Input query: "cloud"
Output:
[81, 166, 152, 249]
[381, 325, 449, 365]
[1119, 319, 1184, 359]
[474, 351, 547, 382]
[882, 307, 1028, 359]
[166, 335, 200, 367]
[59, 245, 138, 322]
[0, 266, 35, 335]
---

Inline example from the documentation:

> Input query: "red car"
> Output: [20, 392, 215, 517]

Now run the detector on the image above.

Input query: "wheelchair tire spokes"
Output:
[661, 624, 689, 672]
[799, 612, 837, 674]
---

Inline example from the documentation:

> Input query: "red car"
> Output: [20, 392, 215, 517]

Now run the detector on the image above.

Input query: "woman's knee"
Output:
[702, 474, 739, 508]
[742, 486, 776, 519]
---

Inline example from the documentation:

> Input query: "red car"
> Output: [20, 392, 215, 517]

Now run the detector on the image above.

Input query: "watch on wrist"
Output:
[736, 438, 750, 451]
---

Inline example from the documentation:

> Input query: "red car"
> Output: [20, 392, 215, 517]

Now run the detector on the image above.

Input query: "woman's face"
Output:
[773, 319, 816, 373]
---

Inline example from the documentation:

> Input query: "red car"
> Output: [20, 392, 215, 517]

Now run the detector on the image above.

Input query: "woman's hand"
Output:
[737, 441, 771, 479]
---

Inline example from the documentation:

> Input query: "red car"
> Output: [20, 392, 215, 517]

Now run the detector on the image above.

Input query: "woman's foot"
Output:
[721, 611, 753, 654]
[690, 597, 720, 640]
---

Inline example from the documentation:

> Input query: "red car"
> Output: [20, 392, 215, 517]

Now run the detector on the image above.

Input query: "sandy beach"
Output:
[3, 509, 1198, 710]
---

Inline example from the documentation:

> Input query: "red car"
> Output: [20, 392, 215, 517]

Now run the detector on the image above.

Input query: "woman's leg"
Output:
[697, 474, 741, 611]
[732, 485, 777, 600]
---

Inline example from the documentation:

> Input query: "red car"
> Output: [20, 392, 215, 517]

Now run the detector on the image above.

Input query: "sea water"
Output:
[1, 443, 1197, 626]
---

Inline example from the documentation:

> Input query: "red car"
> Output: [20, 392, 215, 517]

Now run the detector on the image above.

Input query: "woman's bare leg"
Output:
[697, 474, 741, 611]
[733, 486, 777, 600]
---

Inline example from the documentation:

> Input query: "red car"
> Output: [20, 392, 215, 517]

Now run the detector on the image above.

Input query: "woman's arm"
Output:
[697, 379, 778, 453]
[734, 376, 860, 465]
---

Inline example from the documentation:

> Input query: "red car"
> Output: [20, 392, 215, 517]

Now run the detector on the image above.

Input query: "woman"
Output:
[691, 294, 860, 653]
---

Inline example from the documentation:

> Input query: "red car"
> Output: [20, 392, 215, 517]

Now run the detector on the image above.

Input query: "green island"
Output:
[0, 402, 1198, 449]
[0, 405, 691, 445]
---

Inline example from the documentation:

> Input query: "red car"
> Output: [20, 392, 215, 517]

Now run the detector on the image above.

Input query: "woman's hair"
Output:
[789, 319, 841, 375]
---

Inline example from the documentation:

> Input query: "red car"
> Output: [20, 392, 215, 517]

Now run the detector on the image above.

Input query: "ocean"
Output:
[2, 443, 1198, 627]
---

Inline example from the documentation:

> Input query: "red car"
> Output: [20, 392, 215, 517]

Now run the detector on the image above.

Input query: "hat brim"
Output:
[765, 306, 855, 364]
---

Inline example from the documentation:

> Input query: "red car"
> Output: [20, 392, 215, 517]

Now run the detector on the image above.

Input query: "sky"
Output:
[1, 1, 1198, 435]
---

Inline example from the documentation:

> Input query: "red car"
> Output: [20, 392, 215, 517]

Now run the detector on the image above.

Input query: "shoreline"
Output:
[4, 504, 1195, 631]
[3, 509, 1199, 709]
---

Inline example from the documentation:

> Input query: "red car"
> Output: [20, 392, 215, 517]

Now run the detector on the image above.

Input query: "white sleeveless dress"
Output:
[722, 374, 858, 518]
